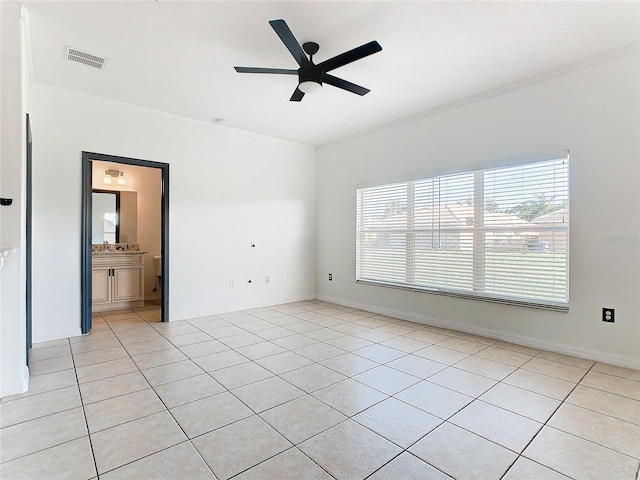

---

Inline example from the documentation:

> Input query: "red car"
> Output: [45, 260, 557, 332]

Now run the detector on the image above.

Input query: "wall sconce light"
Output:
[103, 169, 125, 185]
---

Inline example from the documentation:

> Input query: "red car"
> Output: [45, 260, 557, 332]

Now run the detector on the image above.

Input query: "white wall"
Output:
[92, 161, 162, 300]
[0, 2, 29, 397]
[316, 53, 640, 369]
[30, 85, 316, 343]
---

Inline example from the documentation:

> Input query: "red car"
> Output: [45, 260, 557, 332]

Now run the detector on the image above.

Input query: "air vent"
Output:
[64, 46, 108, 70]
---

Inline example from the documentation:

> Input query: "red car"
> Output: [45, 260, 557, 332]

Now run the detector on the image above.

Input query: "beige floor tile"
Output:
[475, 346, 533, 367]
[479, 382, 561, 423]
[592, 362, 640, 382]
[312, 378, 387, 416]
[159, 324, 201, 337]
[566, 385, 640, 425]
[502, 457, 570, 479]
[85, 388, 166, 433]
[380, 336, 430, 353]
[79, 371, 149, 405]
[119, 338, 171, 356]
[353, 365, 421, 395]
[354, 344, 405, 363]
[325, 335, 373, 351]
[281, 363, 346, 393]
[255, 351, 314, 374]
[524, 426, 639, 480]
[408, 330, 451, 344]
[450, 400, 542, 452]
[493, 341, 542, 356]
[165, 331, 213, 347]
[170, 391, 253, 438]
[191, 349, 249, 372]
[252, 310, 286, 321]
[154, 373, 225, 408]
[29, 355, 74, 376]
[354, 397, 442, 448]
[76, 357, 138, 384]
[293, 343, 345, 362]
[302, 327, 345, 341]
[378, 323, 421, 335]
[29, 344, 71, 362]
[522, 357, 587, 383]
[504, 369, 575, 400]
[235, 341, 288, 360]
[73, 346, 129, 367]
[0, 407, 88, 463]
[436, 337, 487, 355]
[260, 395, 346, 444]
[141, 359, 204, 387]
[131, 348, 187, 370]
[0, 436, 96, 480]
[548, 403, 640, 458]
[537, 351, 595, 369]
[320, 352, 378, 377]
[69, 329, 115, 344]
[91, 411, 187, 474]
[428, 367, 497, 397]
[70, 338, 120, 354]
[179, 339, 229, 358]
[331, 322, 370, 335]
[116, 330, 164, 346]
[222, 331, 270, 347]
[2, 369, 77, 402]
[386, 354, 447, 379]
[242, 320, 278, 331]
[232, 376, 305, 413]
[200, 325, 247, 339]
[368, 452, 452, 480]
[299, 419, 402, 480]
[354, 329, 398, 343]
[413, 345, 469, 365]
[410, 422, 517, 480]
[233, 447, 333, 480]
[100, 441, 215, 480]
[193, 415, 291, 480]
[32, 338, 70, 349]
[395, 381, 473, 419]
[272, 333, 318, 349]
[0, 385, 81, 428]
[581, 371, 640, 400]
[208, 361, 274, 390]
[455, 333, 498, 346]
[455, 355, 516, 380]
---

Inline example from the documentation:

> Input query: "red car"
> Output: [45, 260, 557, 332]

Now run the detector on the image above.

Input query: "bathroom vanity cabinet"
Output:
[92, 252, 145, 312]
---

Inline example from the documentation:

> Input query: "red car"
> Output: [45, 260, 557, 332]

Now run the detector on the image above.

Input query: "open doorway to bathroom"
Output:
[81, 152, 169, 334]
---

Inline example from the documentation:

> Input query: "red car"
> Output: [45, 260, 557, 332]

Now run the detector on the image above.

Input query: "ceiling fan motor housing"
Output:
[298, 63, 323, 88]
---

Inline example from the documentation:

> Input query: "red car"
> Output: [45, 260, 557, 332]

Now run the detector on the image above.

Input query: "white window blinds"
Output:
[356, 157, 569, 310]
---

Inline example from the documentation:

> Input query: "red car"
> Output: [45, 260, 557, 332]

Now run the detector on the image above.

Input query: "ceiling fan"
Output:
[234, 19, 382, 102]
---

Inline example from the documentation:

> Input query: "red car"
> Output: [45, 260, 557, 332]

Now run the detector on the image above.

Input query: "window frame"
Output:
[355, 156, 570, 312]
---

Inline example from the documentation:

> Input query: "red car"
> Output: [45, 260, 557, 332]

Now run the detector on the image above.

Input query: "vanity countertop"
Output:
[92, 250, 147, 256]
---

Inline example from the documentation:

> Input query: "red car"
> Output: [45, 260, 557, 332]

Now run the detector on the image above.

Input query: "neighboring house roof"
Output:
[531, 208, 569, 224]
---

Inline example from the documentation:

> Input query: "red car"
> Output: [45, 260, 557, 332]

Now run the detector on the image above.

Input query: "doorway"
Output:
[81, 152, 169, 334]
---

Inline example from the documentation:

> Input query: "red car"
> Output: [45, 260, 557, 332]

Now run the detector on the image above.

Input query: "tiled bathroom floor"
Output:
[1, 300, 639, 479]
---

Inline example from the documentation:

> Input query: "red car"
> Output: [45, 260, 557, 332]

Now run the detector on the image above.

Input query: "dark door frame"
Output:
[81, 151, 169, 334]
[26, 114, 32, 362]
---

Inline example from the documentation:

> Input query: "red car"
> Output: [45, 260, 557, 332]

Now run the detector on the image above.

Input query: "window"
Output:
[356, 157, 569, 310]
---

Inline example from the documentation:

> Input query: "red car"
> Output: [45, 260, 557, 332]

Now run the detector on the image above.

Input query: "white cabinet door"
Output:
[92, 268, 112, 305]
[112, 266, 143, 302]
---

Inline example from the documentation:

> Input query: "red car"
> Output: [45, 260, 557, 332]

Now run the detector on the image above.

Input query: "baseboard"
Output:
[316, 294, 639, 370]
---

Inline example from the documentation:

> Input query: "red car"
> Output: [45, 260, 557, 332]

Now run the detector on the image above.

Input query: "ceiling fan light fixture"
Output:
[298, 80, 322, 94]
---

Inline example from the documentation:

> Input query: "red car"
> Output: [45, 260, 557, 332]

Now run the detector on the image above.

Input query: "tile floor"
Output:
[1, 300, 639, 480]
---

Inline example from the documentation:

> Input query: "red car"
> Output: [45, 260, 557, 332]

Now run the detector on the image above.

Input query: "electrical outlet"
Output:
[247, 277, 253, 285]
[602, 308, 615, 323]
[265, 276, 270, 284]
[328, 273, 333, 281]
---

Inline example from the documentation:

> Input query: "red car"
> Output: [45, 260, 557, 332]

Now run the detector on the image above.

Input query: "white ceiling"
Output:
[22, 1, 639, 146]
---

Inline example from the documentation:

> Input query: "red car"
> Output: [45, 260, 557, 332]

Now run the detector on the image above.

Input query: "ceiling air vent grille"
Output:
[64, 46, 108, 70]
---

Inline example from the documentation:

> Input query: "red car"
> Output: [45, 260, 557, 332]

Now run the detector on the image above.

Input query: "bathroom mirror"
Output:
[92, 190, 137, 244]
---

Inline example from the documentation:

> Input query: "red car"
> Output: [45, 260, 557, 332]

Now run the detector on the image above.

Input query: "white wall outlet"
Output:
[264, 275, 271, 284]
